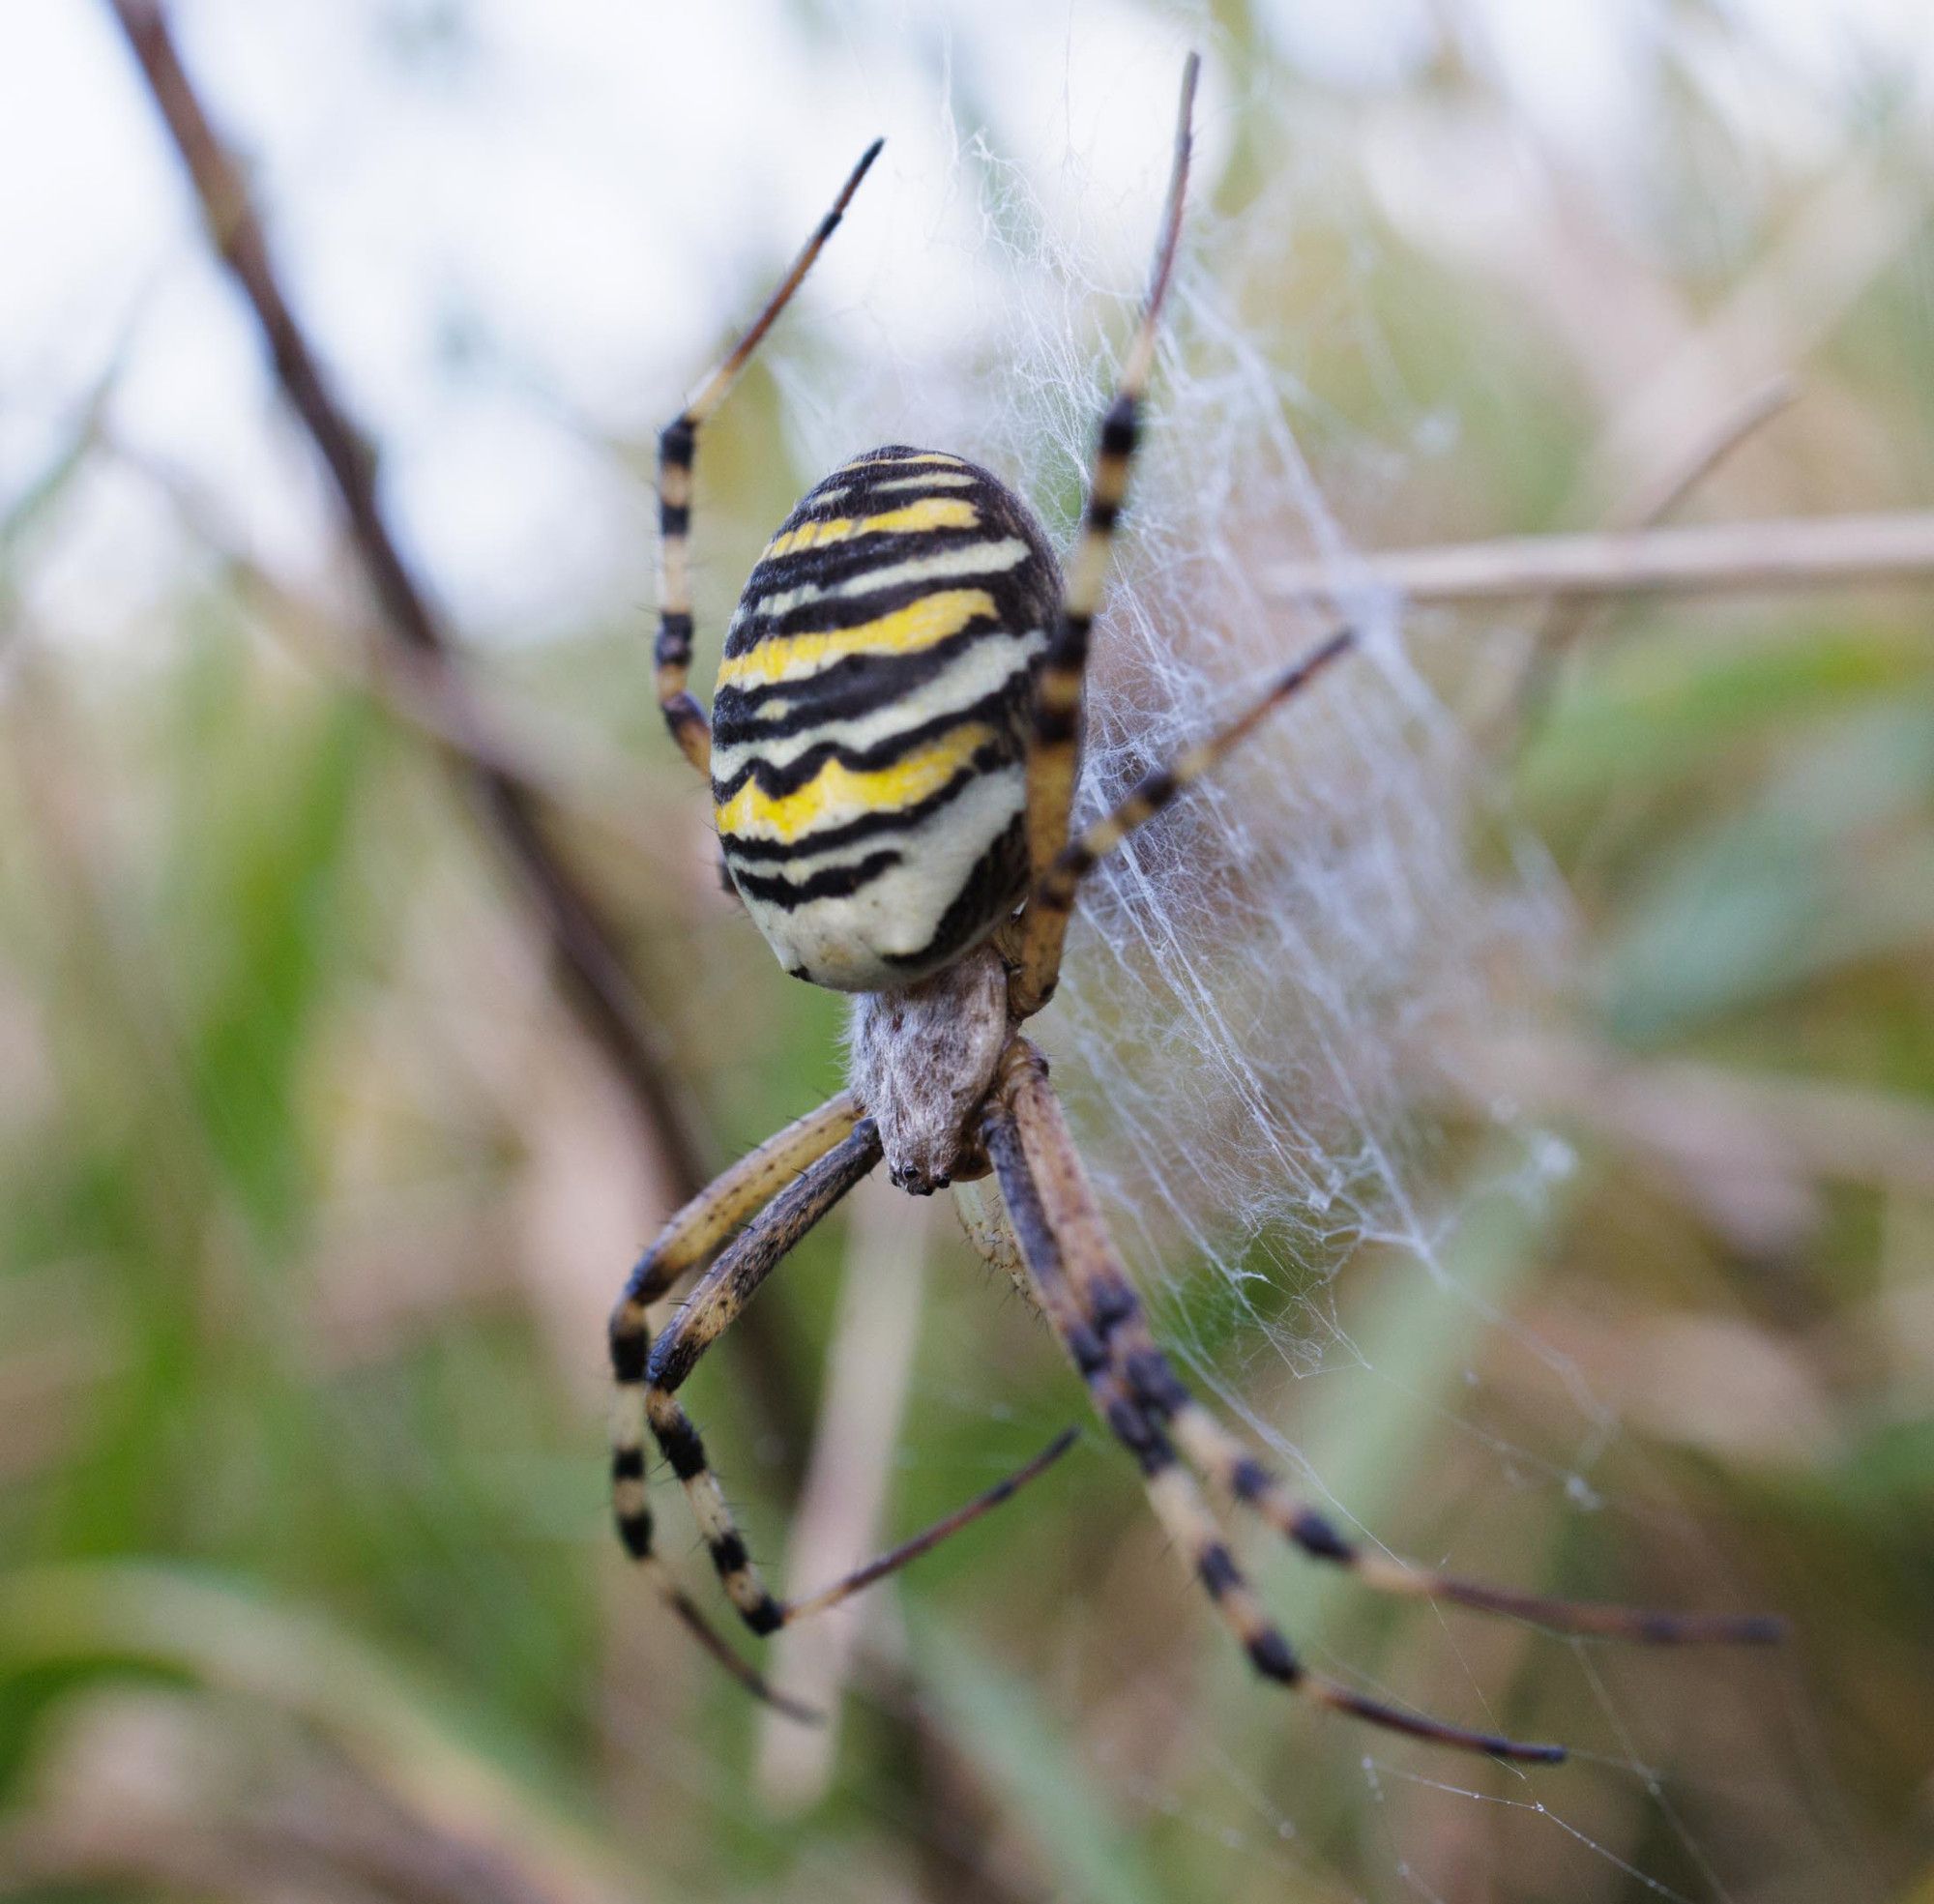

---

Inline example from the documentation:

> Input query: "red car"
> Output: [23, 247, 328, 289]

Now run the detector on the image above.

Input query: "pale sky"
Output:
[4, 0, 1928, 652]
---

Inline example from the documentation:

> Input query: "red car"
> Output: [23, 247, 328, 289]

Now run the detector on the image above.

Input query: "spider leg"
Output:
[636, 1120, 884, 1636]
[952, 1179, 1041, 1314]
[983, 1043, 1565, 1763]
[1011, 54, 1198, 1017]
[997, 1040, 1786, 1651]
[608, 1096, 864, 1715]
[1021, 627, 1355, 962]
[635, 1117, 1070, 1661]
[779, 1425, 1080, 1626]
[655, 139, 884, 777]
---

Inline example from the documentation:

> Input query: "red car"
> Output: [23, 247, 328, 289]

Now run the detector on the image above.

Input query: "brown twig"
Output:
[104, 0, 709, 1198]
[107, 430, 689, 883]
[1265, 509, 1934, 606]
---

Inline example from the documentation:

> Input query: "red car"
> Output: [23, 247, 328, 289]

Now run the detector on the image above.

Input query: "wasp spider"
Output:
[610, 55, 1783, 1757]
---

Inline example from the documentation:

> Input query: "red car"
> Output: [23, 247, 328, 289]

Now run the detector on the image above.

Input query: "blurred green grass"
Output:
[4, 11, 1934, 1903]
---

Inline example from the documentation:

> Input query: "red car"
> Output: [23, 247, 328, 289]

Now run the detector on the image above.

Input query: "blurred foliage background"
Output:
[2, 2, 1932, 1900]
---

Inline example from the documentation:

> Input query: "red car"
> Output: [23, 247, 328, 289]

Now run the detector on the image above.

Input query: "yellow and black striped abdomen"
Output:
[713, 447, 1061, 991]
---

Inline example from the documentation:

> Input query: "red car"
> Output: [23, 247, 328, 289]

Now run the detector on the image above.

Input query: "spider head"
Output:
[846, 944, 1009, 1196]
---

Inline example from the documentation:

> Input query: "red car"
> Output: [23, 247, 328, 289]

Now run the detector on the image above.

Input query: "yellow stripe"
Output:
[763, 496, 978, 560]
[718, 721, 996, 845]
[840, 451, 966, 472]
[716, 587, 995, 691]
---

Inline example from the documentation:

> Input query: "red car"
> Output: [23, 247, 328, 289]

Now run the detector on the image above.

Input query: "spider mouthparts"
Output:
[892, 1164, 950, 1196]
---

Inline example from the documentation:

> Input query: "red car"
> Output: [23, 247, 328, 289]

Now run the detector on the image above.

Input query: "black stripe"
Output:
[1198, 1542, 1242, 1598]
[1230, 1455, 1271, 1503]
[663, 698, 707, 742]
[611, 1446, 646, 1480]
[656, 1416, 708, 1481]
[742, 525, 1023, 601]
[656, 611, 693, 665]
[1104, 1394, 1173, 1476]
[1033, 704, 1079, 746]
[721, 747, 1008, 865]
[711, 690, 1018, 802]
[1090, 1277, 1139, 1335]
[1045, 610, 1093, 659]
[731, 848, 903, 910]
[714, 627, 1031, 736]
[708, 1531, 750, 1576]
[1133, 769, 1178, 812]
[1064, 1320, 1110, 1378]
[609, 1316, 648, 1383]
[1124, 1347, 1190, 1418]
[1246, 1629, 1300, 1683]
[659, 501, 689, 538]
[616, 1510, 654, 1559]
[1290, 1509, 1353, 1562]
[659, 416, 694, 466]
[1099, 395, 1138, 460]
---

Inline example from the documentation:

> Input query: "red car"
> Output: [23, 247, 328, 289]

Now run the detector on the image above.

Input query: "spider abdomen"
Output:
[712, 447, 1061, 991]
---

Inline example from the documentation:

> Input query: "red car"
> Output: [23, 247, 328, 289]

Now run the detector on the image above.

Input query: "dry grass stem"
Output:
[1268, 510, 1934, 605]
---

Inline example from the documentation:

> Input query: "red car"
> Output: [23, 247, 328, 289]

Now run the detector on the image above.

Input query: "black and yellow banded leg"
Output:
[635, 1119, 884, 1633]
[637, 1117, 1076, 1651]
[1011, 55, 1197, 1018]
[996, 1041, 1786, 1655]
[986, 1041, 1568, 1762]
[611, 1093, 862, 1333]
[605, 1098, 867, 1713]
[609, 1093, 861, 1552]
[1017, 629, 1355, 1003]
[1125, 1314, 1784, 1647]
[655, 139, 885, 778]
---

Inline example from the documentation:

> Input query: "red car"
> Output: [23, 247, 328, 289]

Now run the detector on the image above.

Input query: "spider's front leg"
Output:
[635, 1118, 885, 1635]
[609, 1094, 863, 1543]
[1009, 54, 1197, 1018]
[653, 139, 884, 778]
[981, 1041, 1563, 1762]
[607, 1096, 864, 1712]
[620, 1107, 1077, 1684]
[994, 1040, 1782, 1692]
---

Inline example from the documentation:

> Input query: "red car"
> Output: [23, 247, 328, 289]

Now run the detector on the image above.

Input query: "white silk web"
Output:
[763, 53, 1821, 1903]
[777, 103, 1569, 1357]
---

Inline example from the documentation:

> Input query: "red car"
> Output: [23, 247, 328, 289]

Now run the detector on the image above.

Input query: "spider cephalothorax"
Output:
[609, 54, 1782, 1754]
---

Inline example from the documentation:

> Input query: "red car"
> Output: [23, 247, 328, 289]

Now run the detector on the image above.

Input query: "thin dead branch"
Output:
[1267, 509, 1934, 607]
[104, 0, 709, 1198]
[107, 432, 688, 884]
